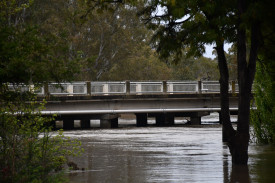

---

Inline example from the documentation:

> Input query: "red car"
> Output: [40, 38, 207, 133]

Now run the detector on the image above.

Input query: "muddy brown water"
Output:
[61, 124, 275, 183]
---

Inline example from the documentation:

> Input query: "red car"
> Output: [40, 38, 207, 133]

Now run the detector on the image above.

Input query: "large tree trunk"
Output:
[215, 44, 236, 143]
[227, 0, 260, 165]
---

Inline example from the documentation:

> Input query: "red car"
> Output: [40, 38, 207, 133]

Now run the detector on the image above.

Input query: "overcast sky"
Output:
[203, 43, 232, 59]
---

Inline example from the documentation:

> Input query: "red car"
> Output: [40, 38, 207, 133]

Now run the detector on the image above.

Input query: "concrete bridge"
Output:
[25, 81, 239, 129]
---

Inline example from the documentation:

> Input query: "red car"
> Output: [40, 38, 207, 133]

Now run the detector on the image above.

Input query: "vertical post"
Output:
[86, 81, 91, 95]
[162, 80, 167, 94]
[103, 83, 109, 94]
[67, 84, 74, 95]
[44, 83, 49, 96]
[63, 118, 74, 130]
[136, 83, 142, 93]
[198, 80, 202, 94]
[155, 113, 175, 126]
[81, 118, 91, 129]
[100, 114, 119, 128]
[135, 113, 147, 127]
[125, 80, 130, 95]
[190, 113, 201, 125]
[168, 82, 173, 93]
[231, 80, 236, 95]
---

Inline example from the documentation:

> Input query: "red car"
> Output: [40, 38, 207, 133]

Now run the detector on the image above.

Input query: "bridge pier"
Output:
[62, 118, 75, 130]
[155, 113, 175, 126]
[135, 113, 147, 127]
[100, 114, 119, 128]
[190, 115, 201, 125]
[190, 112, 210, 125]
[81, 118, 91, 129]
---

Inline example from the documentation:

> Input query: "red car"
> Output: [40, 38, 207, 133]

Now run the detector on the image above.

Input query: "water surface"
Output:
[63, 126, 275, 183]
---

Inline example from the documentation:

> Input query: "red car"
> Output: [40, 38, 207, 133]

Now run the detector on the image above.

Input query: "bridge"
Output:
[17, 80, 239, 129]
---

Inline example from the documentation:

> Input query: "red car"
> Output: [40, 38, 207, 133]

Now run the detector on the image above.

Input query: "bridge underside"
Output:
[46, 111, 239, 130]
[40, 93, 239, 129]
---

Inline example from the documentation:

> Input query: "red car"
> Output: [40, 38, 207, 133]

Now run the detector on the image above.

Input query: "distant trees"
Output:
[0, 0, 79, 85]
[171, 56, 219, 81]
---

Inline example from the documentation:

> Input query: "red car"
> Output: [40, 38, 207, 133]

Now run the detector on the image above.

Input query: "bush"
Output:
[250, 62, 275, 144]
[0, 89, 82, 183]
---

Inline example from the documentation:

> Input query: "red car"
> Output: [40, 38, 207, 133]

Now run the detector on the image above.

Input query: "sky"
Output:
[203, 43, 232, 59]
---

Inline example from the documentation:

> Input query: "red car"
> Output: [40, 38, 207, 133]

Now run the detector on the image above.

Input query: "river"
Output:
[63, 114, 275, 183]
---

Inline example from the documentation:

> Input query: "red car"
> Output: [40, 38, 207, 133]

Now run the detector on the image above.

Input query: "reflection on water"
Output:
[63, 126, 275, 183]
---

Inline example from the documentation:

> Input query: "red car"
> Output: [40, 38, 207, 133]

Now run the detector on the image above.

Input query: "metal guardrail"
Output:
[6, 81, 239, 95]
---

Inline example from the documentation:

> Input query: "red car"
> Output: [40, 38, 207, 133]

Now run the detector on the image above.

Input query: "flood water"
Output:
[63, 116, 275, 183]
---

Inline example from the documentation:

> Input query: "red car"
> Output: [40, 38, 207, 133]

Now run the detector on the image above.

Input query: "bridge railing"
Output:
[5, 81, 239, 95]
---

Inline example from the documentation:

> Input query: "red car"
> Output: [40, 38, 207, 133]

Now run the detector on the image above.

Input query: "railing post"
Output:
[168, 82, 173, 93]
[198, 80, 202, 94]
[136, 83, 142, 93]
[125, 80, 130, 95]
[162, 80, 167, 94]
[103, 83, 109, 94]
[44, 83, 49, 96]
[67, 84, 74, 95]
[86, 81, 91, 95]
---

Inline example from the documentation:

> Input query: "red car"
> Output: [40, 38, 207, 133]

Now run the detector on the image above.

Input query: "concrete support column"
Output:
[190, 112, 209, 125]
[190, 116, 201, 125]
[81, 118, 91, 129]
[190, 112, 202, 125]
[155, 113, 175, 126]
[63, 118, 74, 130]
[100, 114, 119, 128]
[111, 117, 118, 128]
[135, 113, 147, 127]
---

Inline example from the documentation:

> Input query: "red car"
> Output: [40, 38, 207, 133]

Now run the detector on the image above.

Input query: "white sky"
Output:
[203, 43, 232, 59]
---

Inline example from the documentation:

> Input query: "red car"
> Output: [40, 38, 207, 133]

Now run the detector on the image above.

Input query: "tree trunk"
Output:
[215, 44, 236, 143]
[226, 0, 260, 165]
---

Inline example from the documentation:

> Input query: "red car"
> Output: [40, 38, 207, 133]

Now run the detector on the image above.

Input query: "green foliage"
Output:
[171, 56, 219, 80]
[249, 0, 275, 144]
[139, 0, 237, 62]
[0, 89, 83, 182]
[250, 61, 275, 144]
[0, 0, 80, 85]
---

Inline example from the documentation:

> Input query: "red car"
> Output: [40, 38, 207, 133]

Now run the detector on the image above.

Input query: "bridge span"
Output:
[31, 81, 239, 129]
